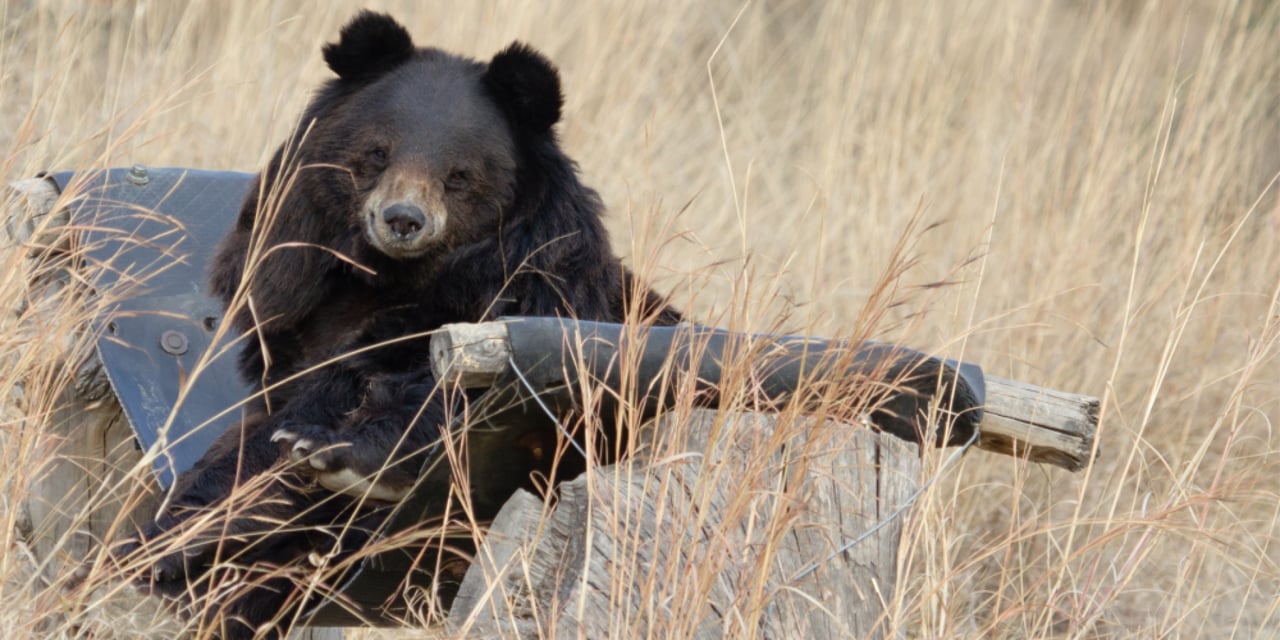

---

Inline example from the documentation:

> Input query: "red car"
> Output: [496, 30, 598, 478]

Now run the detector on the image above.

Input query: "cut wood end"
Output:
[430, 321, 513, 388]
[5, 177, 68, 256]
[977, 430, 1091, 471]
[975, 375, 1100, 471]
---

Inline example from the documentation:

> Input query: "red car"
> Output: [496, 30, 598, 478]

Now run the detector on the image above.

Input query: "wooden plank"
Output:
[450, 409, 919, 639]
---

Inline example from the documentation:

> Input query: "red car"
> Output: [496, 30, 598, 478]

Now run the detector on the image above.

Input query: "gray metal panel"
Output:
[54, 167, 256, 487]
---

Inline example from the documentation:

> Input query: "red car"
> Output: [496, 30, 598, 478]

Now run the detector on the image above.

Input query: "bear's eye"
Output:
[366, 147, 390, 168]
[445, 170, 471, 192]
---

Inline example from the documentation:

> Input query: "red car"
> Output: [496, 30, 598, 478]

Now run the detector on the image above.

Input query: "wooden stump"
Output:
[450, 409, 920, 639]
[6, 176, 155, 575]
[15, 368, 152, 578]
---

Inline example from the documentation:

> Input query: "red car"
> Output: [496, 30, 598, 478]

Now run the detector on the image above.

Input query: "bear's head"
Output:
[297, 11, 565, 261]
[213, 11, 605, 339]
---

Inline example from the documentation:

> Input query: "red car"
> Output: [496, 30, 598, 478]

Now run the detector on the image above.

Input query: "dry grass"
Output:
[1, 0, 1278, 638]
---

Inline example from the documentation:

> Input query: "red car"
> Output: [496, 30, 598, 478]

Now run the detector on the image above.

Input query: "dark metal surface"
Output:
[53, 167, 255, 487]
[497, 317, 986, 433]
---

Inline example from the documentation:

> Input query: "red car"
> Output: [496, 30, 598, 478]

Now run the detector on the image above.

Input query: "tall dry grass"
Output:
[1, 0, 1278, 638]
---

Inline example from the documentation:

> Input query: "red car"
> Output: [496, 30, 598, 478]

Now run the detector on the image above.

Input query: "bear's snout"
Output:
[365, 196, 444, 259]
[383, 203, 427, 239]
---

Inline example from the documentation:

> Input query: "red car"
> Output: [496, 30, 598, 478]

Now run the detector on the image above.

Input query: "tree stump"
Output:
[6, 176, 151, 573]
[450, 409, 921, 639]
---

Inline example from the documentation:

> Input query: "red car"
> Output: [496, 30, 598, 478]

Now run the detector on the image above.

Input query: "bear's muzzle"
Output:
[365, 197, 445, 259]
[383, 202, 427, 239]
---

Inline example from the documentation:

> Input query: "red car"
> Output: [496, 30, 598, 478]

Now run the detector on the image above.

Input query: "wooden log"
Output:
[449, 409, 920, 639]
[5, 177, 151, 570]
[430, 320, 1101, 471]
[5, 175, 67, 257]
[5, 178, 344, 640]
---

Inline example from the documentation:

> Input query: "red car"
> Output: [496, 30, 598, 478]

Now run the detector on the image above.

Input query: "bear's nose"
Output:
[382, 203, 427, 239]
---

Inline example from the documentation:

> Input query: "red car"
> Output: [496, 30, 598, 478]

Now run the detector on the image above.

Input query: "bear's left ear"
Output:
[484, 42, 564, 134]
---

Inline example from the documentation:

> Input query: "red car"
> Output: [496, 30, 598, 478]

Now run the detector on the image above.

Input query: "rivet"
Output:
[160, 330, 189, 356]
[127, 164, 150, 186]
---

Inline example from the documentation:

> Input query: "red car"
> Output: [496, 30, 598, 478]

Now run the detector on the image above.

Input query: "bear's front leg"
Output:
[138, 474, 315, 589]
[271, 370, 448, 502]
[110, 415, 297, 584]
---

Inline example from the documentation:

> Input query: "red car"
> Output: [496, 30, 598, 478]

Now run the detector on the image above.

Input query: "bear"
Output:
[118, 11, 680, 639]
[113, 11, 982, 639]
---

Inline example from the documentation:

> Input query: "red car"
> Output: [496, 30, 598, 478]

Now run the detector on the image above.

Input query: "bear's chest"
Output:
[294, 282, 431, 366]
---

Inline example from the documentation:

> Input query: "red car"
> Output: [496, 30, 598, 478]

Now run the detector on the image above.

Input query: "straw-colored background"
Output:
[2, 1, 1278, 637]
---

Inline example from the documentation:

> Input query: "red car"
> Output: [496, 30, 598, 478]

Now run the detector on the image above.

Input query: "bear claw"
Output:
[271, 428, 315, 464]
[272, 427, 340, 471]
[149, 552, 189, 584]
[270, 428, 297, 444]
[289, 438, 315, 461]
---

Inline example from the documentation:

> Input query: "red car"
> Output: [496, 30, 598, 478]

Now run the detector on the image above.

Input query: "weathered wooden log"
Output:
[450, 409, 921, 639]
[5, 177, 146, 568]
[5, 176, 67, 257]
[431, 319, 1100, 471]
[975, 377, 1098, 469]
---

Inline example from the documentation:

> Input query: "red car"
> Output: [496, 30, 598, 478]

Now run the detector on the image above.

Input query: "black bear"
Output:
[122, 11, 679, 639]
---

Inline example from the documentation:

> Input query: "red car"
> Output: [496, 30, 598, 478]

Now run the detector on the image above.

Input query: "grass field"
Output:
[2, 1, 1278, 638]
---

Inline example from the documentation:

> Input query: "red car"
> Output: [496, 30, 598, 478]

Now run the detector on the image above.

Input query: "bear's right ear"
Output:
[322, 11, 414, 81]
